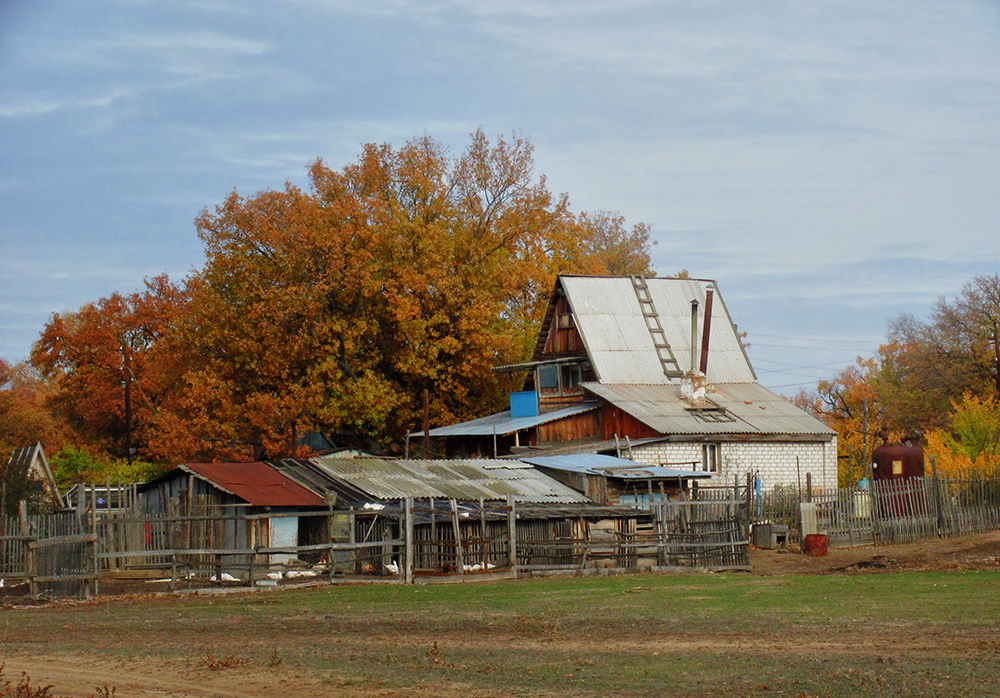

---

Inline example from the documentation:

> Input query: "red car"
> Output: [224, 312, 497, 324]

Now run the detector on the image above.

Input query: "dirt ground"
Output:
[3, 531, 1000, 697]
[749, 528, 1000, 575]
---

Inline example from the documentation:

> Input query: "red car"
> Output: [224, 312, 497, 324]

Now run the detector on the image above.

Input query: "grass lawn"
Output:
[3, 570, 1000, 697]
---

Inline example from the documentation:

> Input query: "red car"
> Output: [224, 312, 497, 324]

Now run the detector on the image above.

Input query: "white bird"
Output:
[286, 569, 317, 579]
[266, 571, 283, 580]
[462, 562, 496, 573]
[0, 579, 4, 588]
[384, 560, 399, 575]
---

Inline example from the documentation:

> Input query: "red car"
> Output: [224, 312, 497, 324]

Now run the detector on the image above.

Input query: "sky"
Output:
[2, 0, 999, 396]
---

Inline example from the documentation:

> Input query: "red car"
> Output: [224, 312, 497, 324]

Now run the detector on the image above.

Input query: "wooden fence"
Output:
[0, 502, 97, 598]
[752, 469, 1000, 548]
[1, 491, 751, 597]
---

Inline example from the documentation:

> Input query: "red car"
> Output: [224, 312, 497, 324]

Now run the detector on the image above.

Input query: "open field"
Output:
[3, 531, 1000, 697]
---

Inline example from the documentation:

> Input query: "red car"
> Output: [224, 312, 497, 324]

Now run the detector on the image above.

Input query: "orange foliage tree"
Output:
[138, 130, 654, 460]
[794, 354, 898, 486]
[30, 275, 186, 461]
[0, 358, 74, 457]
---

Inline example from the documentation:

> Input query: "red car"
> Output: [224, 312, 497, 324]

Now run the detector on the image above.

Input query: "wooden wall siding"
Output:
[601, 404, 660, 441]
[543, 297, 585, 356]
[537, 410, 601, 443]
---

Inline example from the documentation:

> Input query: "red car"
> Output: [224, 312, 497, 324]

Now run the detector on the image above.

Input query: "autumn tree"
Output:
[0, 359, 74, 457]
[796, 274, 1000, 483]
[924, 393, 1000, 474]
[147, 130, 654, 460]
[881, 274, 1000, 431]
[30, 275, 185, 460]
[794, 354, 896, 485]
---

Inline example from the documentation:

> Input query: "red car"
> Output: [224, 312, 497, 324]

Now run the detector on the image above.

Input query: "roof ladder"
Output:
[631, 275, 684, 378]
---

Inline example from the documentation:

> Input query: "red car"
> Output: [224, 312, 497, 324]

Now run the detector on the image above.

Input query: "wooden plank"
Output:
[28, 533, 98, 549]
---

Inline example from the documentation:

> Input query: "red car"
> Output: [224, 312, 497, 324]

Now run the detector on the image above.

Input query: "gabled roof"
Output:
[313, 455, 590, 504]
[6, 443, 64, 508]
[584, 382, 836, 437]
[417, 402, 599, 438]
[176, 463, 326, 507]
[544, 275, 756, 385]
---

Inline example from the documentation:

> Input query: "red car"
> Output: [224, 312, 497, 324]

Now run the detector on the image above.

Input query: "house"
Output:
[423, 275, 838, 492]
[3, 443, 64, 511]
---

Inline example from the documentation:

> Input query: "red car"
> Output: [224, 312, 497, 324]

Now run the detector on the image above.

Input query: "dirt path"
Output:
[750, 528, 1000, 575]
[0, 654, 481, 698]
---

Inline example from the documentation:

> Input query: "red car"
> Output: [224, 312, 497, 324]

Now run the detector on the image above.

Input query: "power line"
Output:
[748, 341, 876, 351]
[748, 356, 851, 370]
[747, 332, 881, 345]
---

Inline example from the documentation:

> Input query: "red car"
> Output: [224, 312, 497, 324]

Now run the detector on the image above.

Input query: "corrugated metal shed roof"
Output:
[520, 454, 711, 480]
[417, 402, 599, 437]
[181, 463, 327, 507]
[313, 456, 591, 503]
[559, 276, 756, 385]
[583, 382, 836, 437]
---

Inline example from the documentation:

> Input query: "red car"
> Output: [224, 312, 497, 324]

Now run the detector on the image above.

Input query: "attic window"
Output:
[536, 362, 583, 397]
[688, 407, 736, 423]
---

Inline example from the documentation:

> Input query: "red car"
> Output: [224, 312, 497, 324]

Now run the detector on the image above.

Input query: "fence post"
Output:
[243, 510, 254, 587]
[90, 485, 99, 597]
[929, 455, 945, 536]
[20, 501, 36, 597]
[450, 499, 464, 574]
[405, 497, 414, 584]
[506, 495, 517, 573]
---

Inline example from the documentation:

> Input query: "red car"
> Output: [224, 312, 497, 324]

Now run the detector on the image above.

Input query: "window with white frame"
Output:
[701, 444, 719, 473]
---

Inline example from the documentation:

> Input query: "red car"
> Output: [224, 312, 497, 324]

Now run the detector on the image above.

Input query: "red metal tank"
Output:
[872, 442, 924, 481]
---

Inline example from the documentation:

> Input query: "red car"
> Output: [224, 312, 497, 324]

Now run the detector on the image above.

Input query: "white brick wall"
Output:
[631, 436, 838, 492]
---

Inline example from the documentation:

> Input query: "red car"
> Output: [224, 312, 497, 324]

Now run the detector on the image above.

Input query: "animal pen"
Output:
[1, 488, 751, 599]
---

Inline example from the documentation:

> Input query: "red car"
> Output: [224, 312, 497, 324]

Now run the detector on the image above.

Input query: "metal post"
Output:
[405, 497, 414, 584]
[506, 495, 517, 572]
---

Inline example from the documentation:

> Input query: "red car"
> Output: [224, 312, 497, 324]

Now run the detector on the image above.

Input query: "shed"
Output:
[519, 454, 711, 505]
[139, 463, 329, 565]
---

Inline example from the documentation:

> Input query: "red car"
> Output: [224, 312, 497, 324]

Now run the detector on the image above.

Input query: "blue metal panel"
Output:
[509, 391, 539, 418]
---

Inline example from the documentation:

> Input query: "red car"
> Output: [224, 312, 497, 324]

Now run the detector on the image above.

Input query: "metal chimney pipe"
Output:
[690, 300, 699, 372]
[699, 286, 714, 375]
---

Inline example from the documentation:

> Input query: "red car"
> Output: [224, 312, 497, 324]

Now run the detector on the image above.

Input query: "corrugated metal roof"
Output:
[313, 456, 591, 503]
[182, 463, 327, 507]
[559, 276, 756, 385]
[520, 454, 712, 480]
[583, 382, 836, 437]
[417, 402, 599, 437]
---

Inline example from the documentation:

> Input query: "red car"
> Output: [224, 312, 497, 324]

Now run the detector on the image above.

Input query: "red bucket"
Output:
[803, 534, 829, 557]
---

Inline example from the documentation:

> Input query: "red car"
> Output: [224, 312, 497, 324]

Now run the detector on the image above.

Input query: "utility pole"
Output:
[862, 397, 868, 481]
[123, 346, 133, 464]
